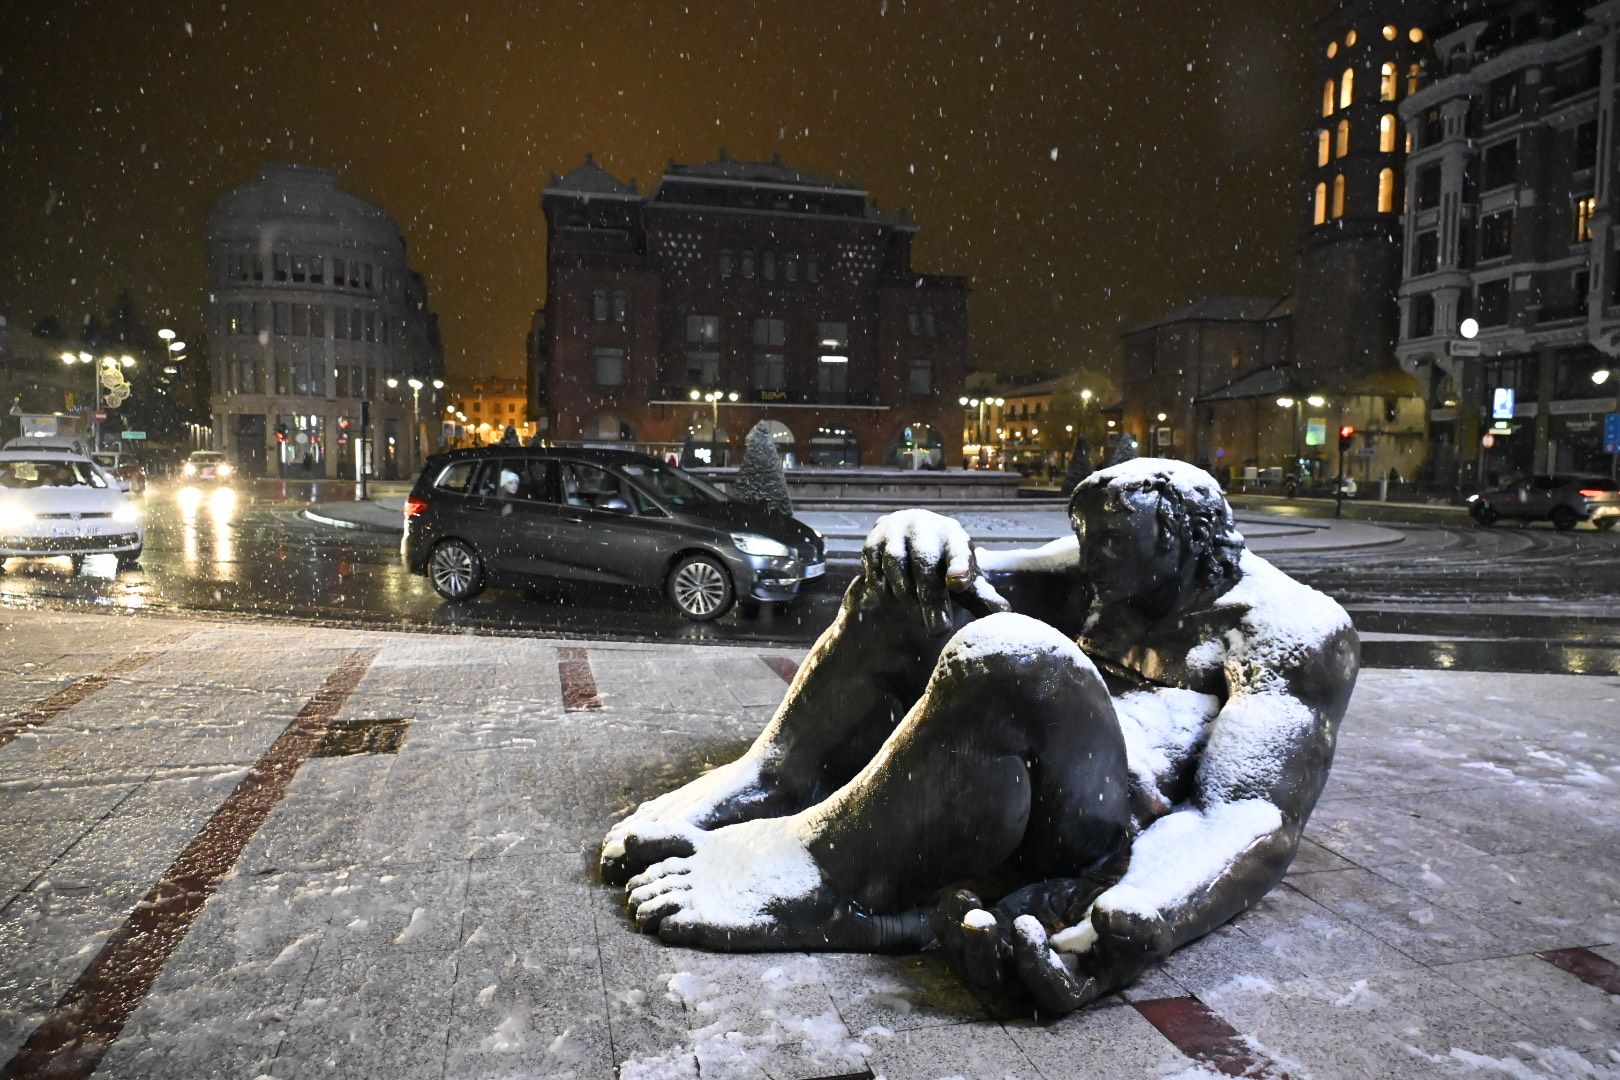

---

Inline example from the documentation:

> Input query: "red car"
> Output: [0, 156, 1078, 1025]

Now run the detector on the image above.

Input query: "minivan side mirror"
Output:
[600, 496, 632, 514]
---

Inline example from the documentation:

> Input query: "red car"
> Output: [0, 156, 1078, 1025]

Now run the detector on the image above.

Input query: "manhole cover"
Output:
[314, 717, 412, 758]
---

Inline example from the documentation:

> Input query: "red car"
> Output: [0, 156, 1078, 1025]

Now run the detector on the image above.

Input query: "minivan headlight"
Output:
[732, 532, 792, 558]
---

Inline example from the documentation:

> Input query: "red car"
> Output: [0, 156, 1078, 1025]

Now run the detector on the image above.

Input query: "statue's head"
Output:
[1069, 458, 1245, 607]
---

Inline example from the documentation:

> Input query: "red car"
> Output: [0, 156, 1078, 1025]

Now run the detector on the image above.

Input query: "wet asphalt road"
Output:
[3, 481, 1618, 673]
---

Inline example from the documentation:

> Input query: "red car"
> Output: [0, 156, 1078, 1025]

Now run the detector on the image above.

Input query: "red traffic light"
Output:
[1338, 425, 1356, 439]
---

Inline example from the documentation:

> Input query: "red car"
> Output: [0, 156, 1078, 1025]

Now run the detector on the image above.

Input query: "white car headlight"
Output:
[182, 462, 197, 477]
[0, 504, 36, 529]
[113, 502, 142, 524]
[218, 462, 234, 476]
[731, 532, 793, 558]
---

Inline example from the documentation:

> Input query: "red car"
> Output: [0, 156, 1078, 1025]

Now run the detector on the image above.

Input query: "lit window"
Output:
[1345, 29, 1357, 46]
[1336, 119, 1350, 158]
[1323, 78, 1335, 117]
[1409, 27, 1424, 43]
[1314, 182, 1328, 225]
[1380, 114, 1397, 152]
[611, 289, 628, 323]
[1381, 62, 1397, 101]
[1383, 24, 1397, 40]
[1317, 129, 1331, 166]
[1327, 41, 1338, 59]
[1575, 196, 1597, 242]
[1332, 174, 1346, 218]
[1340, 67, 1354, 108]
[1407, 63, 1422, 96]
[1378, 168, 1395, 213]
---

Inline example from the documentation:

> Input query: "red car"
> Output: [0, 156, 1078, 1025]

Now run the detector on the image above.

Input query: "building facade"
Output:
[206, 164, 445, 479]
[533, 153, 969, 468]
[1396, 0, 1620, 487]
[447, 377, 536, 446]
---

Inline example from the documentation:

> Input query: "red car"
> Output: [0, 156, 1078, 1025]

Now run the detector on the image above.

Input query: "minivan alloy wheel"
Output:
[430, 539, 484, 600]
[669, 554, 734, 620]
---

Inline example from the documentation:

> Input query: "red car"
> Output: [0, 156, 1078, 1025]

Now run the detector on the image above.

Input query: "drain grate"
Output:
[314, 716, 413, 758]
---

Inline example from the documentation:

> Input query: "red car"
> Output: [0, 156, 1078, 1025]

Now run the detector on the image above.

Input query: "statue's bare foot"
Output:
[602, 756, 787, 885]
[624, 817, 929, 952]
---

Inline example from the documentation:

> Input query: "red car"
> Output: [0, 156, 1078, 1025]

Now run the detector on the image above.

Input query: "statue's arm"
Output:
[999, 621, 1359, 1012]
[975, 537, 1091, 636]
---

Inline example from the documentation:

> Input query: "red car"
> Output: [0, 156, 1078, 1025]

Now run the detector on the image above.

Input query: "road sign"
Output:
[1481, 433, 1496, 449]
[94, 410, 108, 422]
[1605, 412, 1620, 454]
[121, 431, 147, 440]
[1491, 387, 1516, 420]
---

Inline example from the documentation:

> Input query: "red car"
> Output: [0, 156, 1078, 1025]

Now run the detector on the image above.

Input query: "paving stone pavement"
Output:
[1, 608, 1617, 1079]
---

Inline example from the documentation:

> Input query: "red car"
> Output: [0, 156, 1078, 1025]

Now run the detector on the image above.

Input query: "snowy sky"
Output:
[0, 1, 1315, 383]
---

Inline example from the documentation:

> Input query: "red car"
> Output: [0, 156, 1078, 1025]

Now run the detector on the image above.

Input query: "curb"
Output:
[301, 508, 402, 535]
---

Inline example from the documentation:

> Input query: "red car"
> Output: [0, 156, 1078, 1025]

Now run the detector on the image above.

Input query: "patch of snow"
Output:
[1096, 799, 1283, 918]
[976, 534, 1079, 575]
[938, 611, 1098, 674]
[391, 906, 429, 944]
[962, 908, 997, 930]
[1050, 920, 1098, 954]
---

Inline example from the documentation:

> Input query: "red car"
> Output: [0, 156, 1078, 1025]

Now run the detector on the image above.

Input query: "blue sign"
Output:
[1605, 412, 1620, 454]
[1492, 387, 1516, 420]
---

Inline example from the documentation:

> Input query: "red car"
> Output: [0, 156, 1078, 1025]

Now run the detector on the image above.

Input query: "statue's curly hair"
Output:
[1070, 463, 1245, 591]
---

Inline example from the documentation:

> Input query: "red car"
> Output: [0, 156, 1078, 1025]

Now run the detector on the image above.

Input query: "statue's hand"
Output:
[933, 889, 1161, 1015]
[861, 510, 1007, 634]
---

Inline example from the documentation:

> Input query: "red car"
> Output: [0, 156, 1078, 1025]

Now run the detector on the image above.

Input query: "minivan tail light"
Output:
[404, 496, 429, 518]
[1577, 489, 1605, 498]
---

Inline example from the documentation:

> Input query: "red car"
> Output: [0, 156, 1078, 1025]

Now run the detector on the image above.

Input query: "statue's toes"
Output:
[627, 865, 691, 907]
[633, 888, 688, 933]
[604, 832, 696, 886]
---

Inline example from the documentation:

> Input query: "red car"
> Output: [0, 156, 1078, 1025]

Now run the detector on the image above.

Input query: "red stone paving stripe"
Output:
[761, 655, 800, 683]
[0, 636, 192, 751]
[559, 646, 601, 711]
[0, 648, 379, 1080]
[1134, 995, 1286, 1079]
[1538, 946, 1620, 995]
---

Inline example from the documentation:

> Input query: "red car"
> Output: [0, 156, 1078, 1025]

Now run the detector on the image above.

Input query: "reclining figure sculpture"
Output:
[602, 458, 1358, 1012]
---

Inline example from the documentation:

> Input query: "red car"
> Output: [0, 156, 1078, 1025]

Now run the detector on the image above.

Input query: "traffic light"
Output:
[1338, 425, 1356, 453]
[275, 423, 289, 443]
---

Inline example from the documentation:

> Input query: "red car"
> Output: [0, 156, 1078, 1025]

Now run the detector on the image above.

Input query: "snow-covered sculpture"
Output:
[733, 421, 794, 515]
[603, 458, 1357, 1012]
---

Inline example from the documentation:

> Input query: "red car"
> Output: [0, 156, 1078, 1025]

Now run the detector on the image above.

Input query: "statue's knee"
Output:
[938, 613, 1097, 691]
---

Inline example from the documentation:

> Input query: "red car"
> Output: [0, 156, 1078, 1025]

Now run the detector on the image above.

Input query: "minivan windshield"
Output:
[620, 462, 727, 508]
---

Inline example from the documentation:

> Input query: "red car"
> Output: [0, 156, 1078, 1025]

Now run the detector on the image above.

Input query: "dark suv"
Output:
[402, 447, 825, 620]
[1468, 473, 1620, 530]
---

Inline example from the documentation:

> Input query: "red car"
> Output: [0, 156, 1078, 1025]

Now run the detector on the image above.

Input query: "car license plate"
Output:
[803, 562, 825, 579]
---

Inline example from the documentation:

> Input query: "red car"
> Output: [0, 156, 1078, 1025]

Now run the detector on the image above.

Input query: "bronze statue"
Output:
[602, 459, 1358, 1012]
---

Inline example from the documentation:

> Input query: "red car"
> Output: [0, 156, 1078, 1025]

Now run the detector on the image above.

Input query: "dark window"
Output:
[719, 250, 732, 278]
[806, 256, 819, 283]
[685, 352, 719, 386]
[592, 288, 608, 321]
[1479, 211, 1513, 260]
[686, 315, 719, 343]
[310, 255, 324, 284]
[363, 263, 374, 290]
[1482, 139, 1518, 190]
[593, 347, 624, 386]
[333, 258, 345, 287]
[741, 250, 756, 279]
[1407, 293, 1436, 338]
[291, 255, 306, 282]
[753, 352, 786, 390]
[908, 356, 934, 394]
[1574, 121, 1599, 171]
[1421, 108, 1443, 148]
[1552, 49, 1602, 100]
[611, 289, 628, 323]
[762, 250, 776, 281]
[291, 304, 308, 336]
[1485, 75, 1518, 122]
[363, 311, 376, 343]
[273, 302, 289, 335]
[273, 253, 288, 282]
[1476, 278, 1510, 326]
[1553, 347, 1610, 398]
[1412, 230, 1439, 275]
[1414, 164, 1441, 210]
[350, 308, 362, 341]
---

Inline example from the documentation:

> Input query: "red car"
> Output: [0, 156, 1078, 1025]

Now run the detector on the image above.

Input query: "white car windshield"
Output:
[0, 459, 108, 489]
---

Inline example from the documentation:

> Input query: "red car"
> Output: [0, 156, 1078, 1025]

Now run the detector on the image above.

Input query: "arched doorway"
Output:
[684, 412, 731, 466]
[758, 419, 797, 467]
[886, 423, 943, 469]
[809, 424, 860, 467]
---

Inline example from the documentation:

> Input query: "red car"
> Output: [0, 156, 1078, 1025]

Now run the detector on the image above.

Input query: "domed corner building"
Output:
[205, 163, 446, 479]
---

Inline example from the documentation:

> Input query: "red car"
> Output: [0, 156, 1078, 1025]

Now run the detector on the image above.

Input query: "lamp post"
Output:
[61, 351, 133, 451]
[957, 396, 1004, 466]
[688, 388, 738, 464]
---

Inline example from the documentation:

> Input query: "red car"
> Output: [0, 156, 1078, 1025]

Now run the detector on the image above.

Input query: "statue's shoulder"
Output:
[1216, 552, 1355, 662]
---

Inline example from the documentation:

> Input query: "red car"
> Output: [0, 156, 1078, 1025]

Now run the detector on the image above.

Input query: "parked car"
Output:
[1467, 473, 1620, 530]
[0, 447, 144, 568]
[181, 449, 234, 485]
[403, 447, 826, 620]
[92, 450, 147, 493]
[1283, 474, 1357, 498]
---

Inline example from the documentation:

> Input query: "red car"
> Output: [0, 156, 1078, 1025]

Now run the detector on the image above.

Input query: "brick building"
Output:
[532, 153, 969, 467]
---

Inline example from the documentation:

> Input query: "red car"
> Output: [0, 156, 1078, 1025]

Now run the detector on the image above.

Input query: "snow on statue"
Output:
[602, 458, 1358, 1012]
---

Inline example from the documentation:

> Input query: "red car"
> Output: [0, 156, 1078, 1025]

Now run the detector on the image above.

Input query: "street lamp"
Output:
[61, 351, 133, 451]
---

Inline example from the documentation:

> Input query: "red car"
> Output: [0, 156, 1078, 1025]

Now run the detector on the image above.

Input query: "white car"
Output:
[0, 450, 144, 569]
